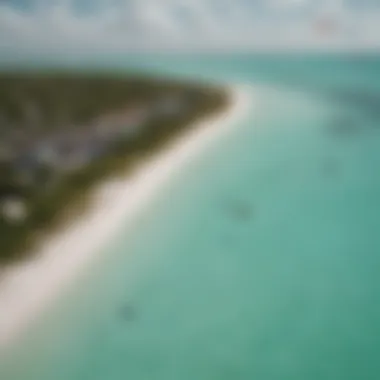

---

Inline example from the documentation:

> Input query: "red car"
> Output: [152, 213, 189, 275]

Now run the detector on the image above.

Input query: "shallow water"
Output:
[2, 55, 380, 379]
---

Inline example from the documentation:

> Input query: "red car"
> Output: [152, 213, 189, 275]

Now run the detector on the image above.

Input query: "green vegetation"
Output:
[0, 71, 229, 266]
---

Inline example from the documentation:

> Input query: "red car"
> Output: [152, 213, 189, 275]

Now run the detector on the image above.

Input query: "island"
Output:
[0, 70, 250, 349]
[0, 71, 230, 265]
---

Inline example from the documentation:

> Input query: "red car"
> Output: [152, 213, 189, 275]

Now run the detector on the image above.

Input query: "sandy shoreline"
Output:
[0, 84, 253, 350]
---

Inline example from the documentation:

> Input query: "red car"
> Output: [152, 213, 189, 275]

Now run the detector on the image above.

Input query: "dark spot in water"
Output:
[225, 201, 254, 222]
[119, 304, 137, 322]
[330, 89, 380, 126]
[328, 116, 360, 137]
[333, 89, 380, 112]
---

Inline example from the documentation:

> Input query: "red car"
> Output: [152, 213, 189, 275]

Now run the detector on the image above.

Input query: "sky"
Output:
[0, 0, 380, 52]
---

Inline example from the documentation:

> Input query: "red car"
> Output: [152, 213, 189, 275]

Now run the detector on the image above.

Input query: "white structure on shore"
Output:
[0, 196, 28, 224]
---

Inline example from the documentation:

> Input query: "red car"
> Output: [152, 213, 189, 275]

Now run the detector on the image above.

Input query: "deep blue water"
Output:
[1, 54, 380, 379]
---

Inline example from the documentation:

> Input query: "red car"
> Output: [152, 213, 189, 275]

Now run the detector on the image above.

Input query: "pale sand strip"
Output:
[0, 84, 253, 349]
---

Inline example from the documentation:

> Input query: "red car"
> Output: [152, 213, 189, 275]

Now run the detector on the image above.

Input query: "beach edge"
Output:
[0, 84, 253, 350]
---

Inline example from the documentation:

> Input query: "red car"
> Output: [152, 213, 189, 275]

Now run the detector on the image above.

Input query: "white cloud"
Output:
[0, 0, 379, 52]
[269, 0, 310, 10]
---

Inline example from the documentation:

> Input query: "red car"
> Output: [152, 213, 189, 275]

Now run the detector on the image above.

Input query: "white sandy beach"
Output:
[0, 84, 253, 350]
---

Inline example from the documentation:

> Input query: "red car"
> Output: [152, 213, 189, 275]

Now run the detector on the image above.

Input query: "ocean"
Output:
[2, 54, 380, 379]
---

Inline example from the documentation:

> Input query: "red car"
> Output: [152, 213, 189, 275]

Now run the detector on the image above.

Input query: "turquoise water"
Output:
[2, 55, 380, 379]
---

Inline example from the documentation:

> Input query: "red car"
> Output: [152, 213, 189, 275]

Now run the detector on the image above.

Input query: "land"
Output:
[0, 71, 229, 265]
[0, 79, 251, 350]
